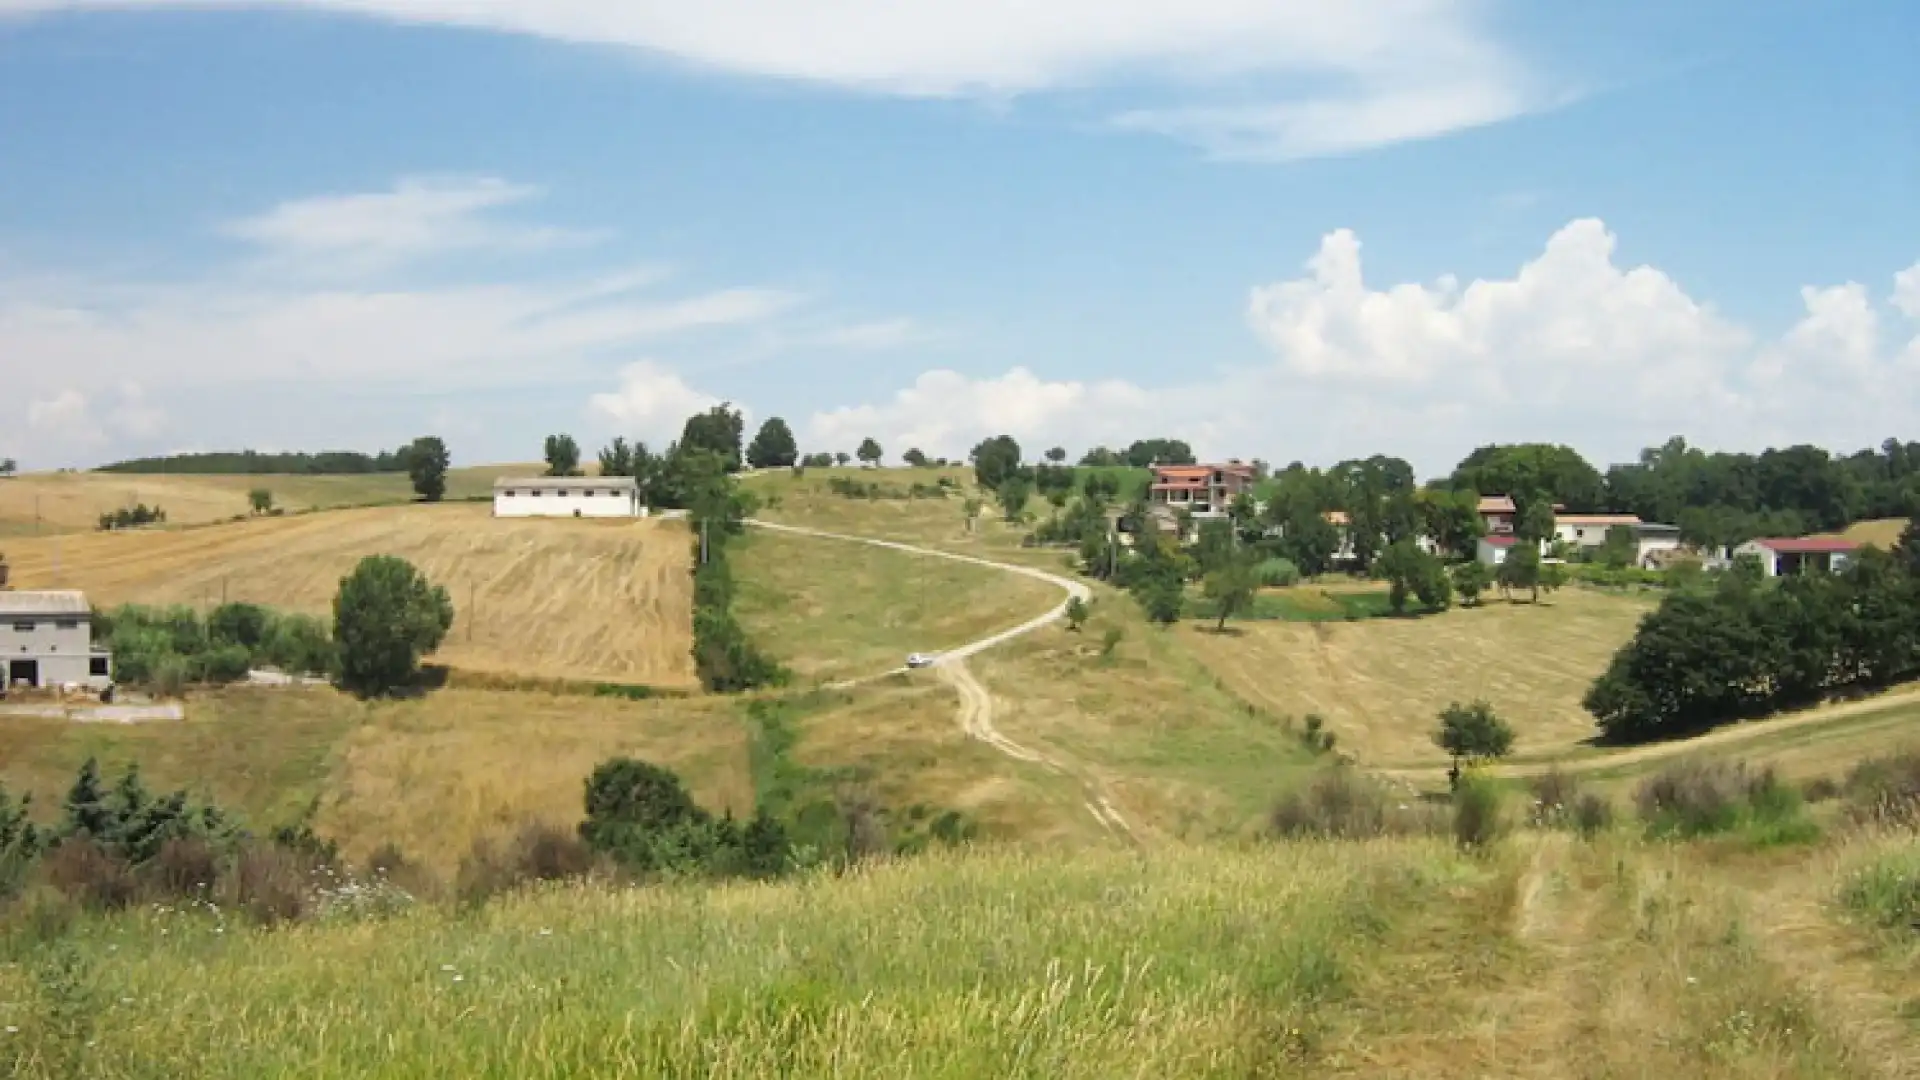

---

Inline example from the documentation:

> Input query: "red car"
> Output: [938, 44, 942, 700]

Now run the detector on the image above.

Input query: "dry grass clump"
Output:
[1839, 747, 1920, 826]
[1270, 767, 1444, 840]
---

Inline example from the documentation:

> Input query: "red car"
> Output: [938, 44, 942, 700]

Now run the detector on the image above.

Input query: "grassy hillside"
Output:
[1186, 588, 1653, 769]
[0, 464, 520, 535]
[731, 528, 1060, 684]
[0, 686, 751, 872]
[4, 504, 697, 688]
[1838, 517, 1911, 548]
[2, 831, 1911, 1078]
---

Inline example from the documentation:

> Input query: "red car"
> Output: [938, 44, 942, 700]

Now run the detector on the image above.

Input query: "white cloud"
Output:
[806, 367, 1217, 461]
[812, 222, 1920, 473]
[1, 0, 1551, 158]
[0, 178, 826, 468]
[27, 390, 91, 433]
[1894, 262, 1920, 320]
[224, 175, 600, 274]
[587, 361, 724, 443]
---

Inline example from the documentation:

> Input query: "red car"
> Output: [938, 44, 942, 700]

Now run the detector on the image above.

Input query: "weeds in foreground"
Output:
[1635, 760, 1819, 846]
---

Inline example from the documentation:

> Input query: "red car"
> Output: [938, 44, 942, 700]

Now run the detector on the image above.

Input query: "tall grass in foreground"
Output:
[0, 843, 1479, 1079]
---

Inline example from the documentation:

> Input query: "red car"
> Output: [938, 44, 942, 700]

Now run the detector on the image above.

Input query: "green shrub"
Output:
[1572, 793, 1614, 837]
[1839, 848, 1920, 932]
[1635, 760, 1817, 844]
[1254, 557, 1301, 588]
[198, 644, 253, 684]
[1451, 771, 1506, 849]
[1841, 749, 1920, 827]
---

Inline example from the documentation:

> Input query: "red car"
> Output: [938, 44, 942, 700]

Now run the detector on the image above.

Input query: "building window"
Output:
[583, 489, 596, 497]
[11, 621, 32, 632]
[90, 656, 109, 677]
[55, 620, 79, 630]
[530, 490, 541, 497]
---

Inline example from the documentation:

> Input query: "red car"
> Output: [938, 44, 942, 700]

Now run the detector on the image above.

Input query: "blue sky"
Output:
[1, 0, 1915, 475]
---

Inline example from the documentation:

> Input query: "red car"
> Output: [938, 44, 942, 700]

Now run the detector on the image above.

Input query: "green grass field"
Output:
[731, 527, 1060, 684]
[3, 829, 1912, 1078]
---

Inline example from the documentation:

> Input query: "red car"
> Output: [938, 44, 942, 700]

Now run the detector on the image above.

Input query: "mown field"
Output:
[0, 686, 752, 874]
[4, 504, 699, 688]
[1185, 587, 1655, 770]
[730, 528, 1060, 684]
[3, 829, 1915, 1078]
[0, 465, 521, 535]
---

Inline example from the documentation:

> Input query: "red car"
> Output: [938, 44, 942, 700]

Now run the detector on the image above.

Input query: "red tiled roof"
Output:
[1750, 537, 1858, 554]
[1481, 535, 1518, 547]
[1477, 495, 1516, 514]
[1323, 510, 1350, 525]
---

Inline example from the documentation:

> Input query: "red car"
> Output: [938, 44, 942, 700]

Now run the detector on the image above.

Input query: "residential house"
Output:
[2, 590, 112, 691]
[1732, 537, 1858, 577]
[1553, 514, 1684, 568]
[1478, 495, 1518, 535]
[493, 476, 646, 519]
[1476, 535, 1519, 567]
[1148, 462, 1257, 519]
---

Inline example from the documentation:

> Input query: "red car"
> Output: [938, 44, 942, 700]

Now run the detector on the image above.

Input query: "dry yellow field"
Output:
[0, 464, 526, 535]
[1186, 587, 1654, 769]
[0, 686, 752, 872]
[1836, 517, 1910, 548]
[3, 503, 696, 688]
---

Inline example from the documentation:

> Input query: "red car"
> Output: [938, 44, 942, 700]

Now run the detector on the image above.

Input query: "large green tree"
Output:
[405, 436, 450, 502]
[1449, 444, 1606, 511]
[856, 437, 883, 467]
[679, 403, 746, 473]
[745, 417, 799, 470]
[332, 555, 455, 697]
[543, 433, 582, 477]
[969, 435, 1024, 491]
[1202, 557, 1258, 632]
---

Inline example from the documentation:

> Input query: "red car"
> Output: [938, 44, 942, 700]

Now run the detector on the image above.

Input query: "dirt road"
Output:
[746, 519, 1131, 838]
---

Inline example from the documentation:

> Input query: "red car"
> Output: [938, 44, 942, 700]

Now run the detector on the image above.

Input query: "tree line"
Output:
[1585, 523, 1920, 744]
[97, 447, 422, 476]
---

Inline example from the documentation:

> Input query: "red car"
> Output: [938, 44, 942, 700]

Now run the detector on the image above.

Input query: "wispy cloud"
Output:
[222, 175, 603, 275]
[4, 0, 1559, 158]
[813, 317, 929, 351]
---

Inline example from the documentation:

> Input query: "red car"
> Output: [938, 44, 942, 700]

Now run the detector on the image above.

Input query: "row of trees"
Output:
[97, 447, 420, 475]
[1585, 525, 1920, 743]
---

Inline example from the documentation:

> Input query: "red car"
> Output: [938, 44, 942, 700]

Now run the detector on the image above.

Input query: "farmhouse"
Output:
[1554, 514, 1684, 568]
[1148, 462, 1257, 518]
[2, 590, 112, 691]
[1733, 536, 1858, 577]
[493, 476, 645, 519]
[1476, 534, 1520, 566]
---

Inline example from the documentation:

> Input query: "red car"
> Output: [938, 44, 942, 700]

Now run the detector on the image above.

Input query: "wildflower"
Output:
[452, 975, 464, 983]
[441, 964, 456, 972]
[538, 928, 552, 937]
[4, 1027, 16, 1034]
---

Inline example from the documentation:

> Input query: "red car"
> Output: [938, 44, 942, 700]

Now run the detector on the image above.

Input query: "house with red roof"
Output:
[1147, 461, 1257, 519]
[1732, 537, 1859, 577]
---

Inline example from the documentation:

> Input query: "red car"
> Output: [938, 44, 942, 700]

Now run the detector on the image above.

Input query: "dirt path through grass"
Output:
[745, 519, 1130, 838]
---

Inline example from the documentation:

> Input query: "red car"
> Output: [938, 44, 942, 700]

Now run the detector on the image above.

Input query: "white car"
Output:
[905, 652, 937, 669]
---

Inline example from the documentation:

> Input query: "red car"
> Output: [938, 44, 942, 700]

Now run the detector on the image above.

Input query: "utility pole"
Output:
[468, 579, 475, 643]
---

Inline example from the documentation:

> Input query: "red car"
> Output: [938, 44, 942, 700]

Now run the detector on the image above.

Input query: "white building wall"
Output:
[1635, 535, 1683, 567]
[1476, 538, 1512, 566]
[4, 617, 111, 690]
[493, 486, 642, 519]
[1731, 541, 1780, 576]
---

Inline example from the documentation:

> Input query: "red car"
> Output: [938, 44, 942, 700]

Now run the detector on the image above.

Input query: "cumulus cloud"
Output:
[812, 222, 1920, 473]
[588, 361, 725, 443]
[21, 383, 168, 458]
[1894, 263, 1920, 320]
[1, 0, 1552, 158]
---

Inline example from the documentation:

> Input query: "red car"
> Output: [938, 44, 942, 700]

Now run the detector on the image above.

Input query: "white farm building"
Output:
[492, 476, 646, 519]
[3, 590, 113, 691]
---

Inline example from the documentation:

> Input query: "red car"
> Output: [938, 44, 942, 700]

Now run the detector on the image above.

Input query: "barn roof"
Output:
[0, 590, 91, 616]
[1481, 535, 1518, 547]
[494, 476, 639, 490]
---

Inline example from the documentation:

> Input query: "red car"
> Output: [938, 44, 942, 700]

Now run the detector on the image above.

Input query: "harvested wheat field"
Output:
[1187, 588, 1654, 769]
[4, 503, 696, 687]
[0, 466, 519, 534]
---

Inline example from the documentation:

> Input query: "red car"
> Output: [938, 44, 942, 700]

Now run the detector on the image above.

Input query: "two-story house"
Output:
[2, 590, 113, 691]
[1148, 461, 1258, 518]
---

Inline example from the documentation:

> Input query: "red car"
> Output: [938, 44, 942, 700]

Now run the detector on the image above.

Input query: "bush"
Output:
[1841, 749, 1920, 826]
[229, 843, 311, 925]
[1451, 771, 1506, 849]
[1271, 768, 1435, 840]
[40, 838, 136, 911]
[207, 602, 274, 652]
[1253, 557, 1301, 588]
[1634, 760, 1814, 843]
[1571, 792, 1614, 837]
[198, 643, 253, 684]
[1839, 848, 1920, 932]
[457, 824, 597, 906]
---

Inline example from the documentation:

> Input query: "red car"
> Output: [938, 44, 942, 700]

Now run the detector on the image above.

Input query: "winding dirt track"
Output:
[746, 520, 1133, 839]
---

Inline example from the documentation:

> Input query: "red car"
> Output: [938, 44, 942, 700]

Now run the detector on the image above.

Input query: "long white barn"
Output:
[492, 476, 645, 519]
